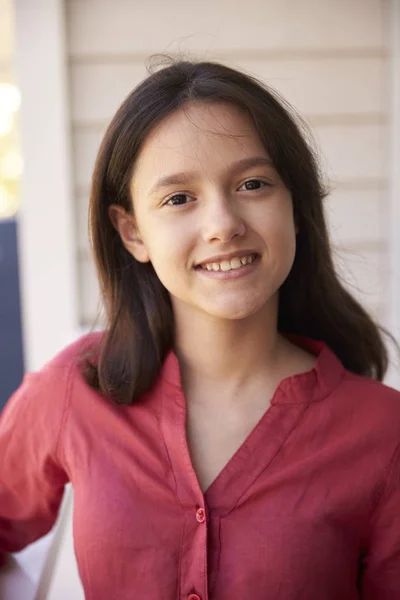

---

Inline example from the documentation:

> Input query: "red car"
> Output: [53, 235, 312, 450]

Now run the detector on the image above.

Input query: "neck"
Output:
[173, 296, 288, 398]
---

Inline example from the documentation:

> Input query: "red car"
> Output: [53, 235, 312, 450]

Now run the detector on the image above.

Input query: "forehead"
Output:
[133, 101, 269, 185]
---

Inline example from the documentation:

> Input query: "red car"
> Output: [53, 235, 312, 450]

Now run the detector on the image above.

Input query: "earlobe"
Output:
[108, 204, 150, 263]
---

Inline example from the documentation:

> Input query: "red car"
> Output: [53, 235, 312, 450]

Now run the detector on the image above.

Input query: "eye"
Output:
[238, 179, 268, 191]
[165, 193, 194, 207]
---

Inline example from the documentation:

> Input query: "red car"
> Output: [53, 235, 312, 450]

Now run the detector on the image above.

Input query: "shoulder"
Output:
[338, 370, 400, 414]
[44, 330, 103, 372]
[34, 330, 105, 404]
[23, 330, 103, 391]
[329, 369, 400, 455]
[0, 335, 104, 480]
[3, 332, 103, 416]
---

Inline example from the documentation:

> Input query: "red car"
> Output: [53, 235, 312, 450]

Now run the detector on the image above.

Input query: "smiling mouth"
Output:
[195, 253, 260, 272]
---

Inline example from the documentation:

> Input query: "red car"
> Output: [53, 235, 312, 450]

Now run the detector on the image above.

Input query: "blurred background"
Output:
[0, 0, 399, 598]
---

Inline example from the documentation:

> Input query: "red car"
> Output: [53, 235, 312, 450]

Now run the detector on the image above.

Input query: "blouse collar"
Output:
[160, 334, 345, 405]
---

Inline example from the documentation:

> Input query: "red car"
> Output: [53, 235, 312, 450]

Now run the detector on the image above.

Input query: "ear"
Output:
[108, 204, 150, 263]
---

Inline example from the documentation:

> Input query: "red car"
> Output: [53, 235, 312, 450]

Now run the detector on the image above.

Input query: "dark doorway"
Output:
[0, 218, 24, 411]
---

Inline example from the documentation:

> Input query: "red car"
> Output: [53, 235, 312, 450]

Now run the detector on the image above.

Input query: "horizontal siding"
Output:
[325, 188, 385, 245]
[66, 0, 385, 57]
[76, 193, 89, 252]
[78, 254, 102, 326]
[334, 244, 388, 318]
[316, 123, 387, 181]
[70, 56, 387, 124]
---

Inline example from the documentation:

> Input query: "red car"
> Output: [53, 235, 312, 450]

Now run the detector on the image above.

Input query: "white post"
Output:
[0, 2, 78, 598]
[386, 0, 400, 390]
[13, 0, 78, 372]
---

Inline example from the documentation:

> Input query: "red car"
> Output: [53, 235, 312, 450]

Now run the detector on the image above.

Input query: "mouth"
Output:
[194, 253, 260, 273]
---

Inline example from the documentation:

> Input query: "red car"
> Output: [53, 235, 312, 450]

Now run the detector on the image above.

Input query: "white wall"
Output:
[14, 0, 78, 372]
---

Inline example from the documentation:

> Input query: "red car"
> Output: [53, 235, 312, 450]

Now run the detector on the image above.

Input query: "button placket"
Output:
[161, 382, 209, 599]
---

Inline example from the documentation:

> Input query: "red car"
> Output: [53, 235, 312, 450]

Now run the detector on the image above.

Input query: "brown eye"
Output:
[165, 193, 192, 206]
[239, 179, 267, 191]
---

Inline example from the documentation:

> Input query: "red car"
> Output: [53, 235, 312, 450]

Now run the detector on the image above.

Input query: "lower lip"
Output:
[195, 256, 260, 280]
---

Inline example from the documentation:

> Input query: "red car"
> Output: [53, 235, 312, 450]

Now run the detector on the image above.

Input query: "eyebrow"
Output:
[148, 156, 274, 196]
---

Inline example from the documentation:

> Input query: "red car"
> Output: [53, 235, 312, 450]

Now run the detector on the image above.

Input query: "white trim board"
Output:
[385, 0, 400, 390]
[3, 0, 78, 596]
[14, 0, 78, 373]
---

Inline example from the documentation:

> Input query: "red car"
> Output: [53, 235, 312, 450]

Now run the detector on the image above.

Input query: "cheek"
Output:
[142, 222, 191, 281]
[260, 211, 297, 276]
[261, 207, 296, 249]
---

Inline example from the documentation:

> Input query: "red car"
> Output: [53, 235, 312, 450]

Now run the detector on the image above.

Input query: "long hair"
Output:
[82, 58, 394, 405]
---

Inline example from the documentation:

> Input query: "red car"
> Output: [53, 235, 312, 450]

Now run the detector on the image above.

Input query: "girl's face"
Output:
[111, 101, 297, 322]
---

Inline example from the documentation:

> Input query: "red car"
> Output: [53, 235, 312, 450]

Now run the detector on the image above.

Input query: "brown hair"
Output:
[83, 58, 395, 405]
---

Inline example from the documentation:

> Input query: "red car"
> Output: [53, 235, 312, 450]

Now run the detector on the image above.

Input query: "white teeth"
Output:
[230, 257, 242, 269]
[202, 254, 256, 272]
[220, 260, 231, 272]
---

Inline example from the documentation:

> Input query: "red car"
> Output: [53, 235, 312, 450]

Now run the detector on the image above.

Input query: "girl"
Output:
[1, 59, 400, 600]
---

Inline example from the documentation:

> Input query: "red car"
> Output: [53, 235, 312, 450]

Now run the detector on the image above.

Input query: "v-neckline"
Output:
[160, 337, 344, 515]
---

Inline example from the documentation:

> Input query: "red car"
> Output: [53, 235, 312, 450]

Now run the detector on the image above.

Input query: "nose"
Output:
[201, 195, 246, 243]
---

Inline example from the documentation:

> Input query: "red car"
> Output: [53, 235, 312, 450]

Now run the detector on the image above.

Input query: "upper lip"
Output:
[195, 250, 259, 267]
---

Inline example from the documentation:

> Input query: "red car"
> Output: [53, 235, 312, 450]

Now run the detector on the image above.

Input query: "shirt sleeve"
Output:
[0, 364, 70, 567]
[361, 442, 400, 599]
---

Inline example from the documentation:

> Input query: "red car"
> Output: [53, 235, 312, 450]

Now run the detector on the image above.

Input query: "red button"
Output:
[196, 507, 206, 523]
[188, 595, 201, 600]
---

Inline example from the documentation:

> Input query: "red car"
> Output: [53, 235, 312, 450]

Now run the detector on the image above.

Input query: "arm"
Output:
[361, 443, 400, 599]
[0, 365, 70, 566]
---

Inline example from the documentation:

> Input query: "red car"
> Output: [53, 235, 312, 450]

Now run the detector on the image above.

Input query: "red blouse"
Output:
[1, 333, 400, 599]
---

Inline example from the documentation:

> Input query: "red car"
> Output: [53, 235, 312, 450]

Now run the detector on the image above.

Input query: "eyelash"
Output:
[164, 178, 270, 207]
